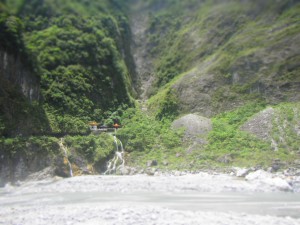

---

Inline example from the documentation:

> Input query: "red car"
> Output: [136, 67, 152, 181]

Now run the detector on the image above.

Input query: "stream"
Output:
[1, 173, 300, 225]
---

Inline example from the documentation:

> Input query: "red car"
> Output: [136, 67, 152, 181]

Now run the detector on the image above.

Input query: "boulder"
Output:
[294, 160, 300, 168]
[147, 160, 158, 167]
[264, 177, 292, 192]
[234, 168, 251, 177]
[271, 159, 285, 172]
[245, 170, 272, 181]
[129, 167, 138, 175]
[146, 168, 156, 176]
[245, 170, 292, 192]
[172, 114, 212, 140]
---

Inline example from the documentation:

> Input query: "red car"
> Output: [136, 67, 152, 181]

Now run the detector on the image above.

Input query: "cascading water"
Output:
[104, 131, 125, 174]
[59, 138, 73, 177]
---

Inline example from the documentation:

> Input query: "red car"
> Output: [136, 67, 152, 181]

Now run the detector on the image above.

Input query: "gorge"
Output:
[1, 1, 300, 224]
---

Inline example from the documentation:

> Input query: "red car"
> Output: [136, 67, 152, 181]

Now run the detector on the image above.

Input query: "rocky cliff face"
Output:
[0, 135, 115, 186]
[0, 48, 48, 137]
[127, 0, 300, 117]
[0, 148, 54, 186]
[0, 49, 40, 102]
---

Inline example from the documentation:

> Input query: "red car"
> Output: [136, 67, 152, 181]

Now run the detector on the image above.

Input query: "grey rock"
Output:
[146, 168, 156, 176]
[271, 160, 284, 172]
[217, 154, 233, 164]
[294, 160, 300, 168]
[129, 167, 138, 175]
[240, 107, 275, 141]
[235, 168, 251, 177]
[147, 160, 158, 167]
[245, 170, 292, 191]
[120, 166, 131, 176]
[172, 114, 212, 140]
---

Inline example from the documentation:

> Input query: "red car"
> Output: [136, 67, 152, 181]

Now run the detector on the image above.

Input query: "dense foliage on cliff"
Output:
[1, 0, 135, 135]
[0, 0, 299, 172]
[0, 5, 23, 53]
[21, 0, 135, 133]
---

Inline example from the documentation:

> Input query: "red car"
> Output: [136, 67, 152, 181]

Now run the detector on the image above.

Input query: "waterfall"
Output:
[114, 136, 119, 152]
[59, 138, 73, 177]
[104, 133, 125, 175]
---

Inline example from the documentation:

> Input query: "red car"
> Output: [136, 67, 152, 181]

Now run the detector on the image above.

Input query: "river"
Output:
[1, 173, 300, 225]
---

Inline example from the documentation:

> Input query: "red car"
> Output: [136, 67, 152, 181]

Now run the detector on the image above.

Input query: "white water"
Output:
[1, 174, 300, 225]
[59, 138, 73, 177]
[104, 133, 125, 174]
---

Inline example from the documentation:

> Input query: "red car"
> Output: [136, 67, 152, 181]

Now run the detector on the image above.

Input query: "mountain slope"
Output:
[0, 0, 299, 176]
[127, 0, 300, 118]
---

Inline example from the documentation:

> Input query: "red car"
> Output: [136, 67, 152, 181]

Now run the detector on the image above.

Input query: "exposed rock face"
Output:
[129, 1, 300, 116]
[173, 68, 217, 117]
[0, 50, 40, 102]
[0, 142, 99, 186]
[172, 114, 212, 153]
[0, 150, 54, 186]
[240, 107, 275, 141]
[0, 49, 45, 136]
[172, 114, 212, 140]
[129, 2, 155, 98]
[241, 104, 300, 152]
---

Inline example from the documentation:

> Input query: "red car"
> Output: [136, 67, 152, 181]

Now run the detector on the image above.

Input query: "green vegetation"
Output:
[1, 0, 135, 136]
[0, 0, 299, 173]
[64, 133, 115, 164]
[272, 103, 300, 152]
[202, 103, 273, 167]
[124, 102, 299, 171]
[0, 134, 116, 175]
[188, 102, 299, 169]
[0, 136, 59, 157]
[0, 2, 23, 52]
[145, 0, 300, 116]
[21, 1, 134, 133]
[117, 107, 184, 167]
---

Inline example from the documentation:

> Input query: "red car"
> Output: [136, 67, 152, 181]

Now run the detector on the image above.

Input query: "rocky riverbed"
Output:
[1, 170, 300, 225]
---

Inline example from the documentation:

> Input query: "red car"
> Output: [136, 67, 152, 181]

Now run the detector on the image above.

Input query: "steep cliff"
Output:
[19, 0, 137, 133]
[0, 134, 115, 186]
[127, 0, 300, 118]
[0, 7, 48, 136]
[0, 49, 40, 102]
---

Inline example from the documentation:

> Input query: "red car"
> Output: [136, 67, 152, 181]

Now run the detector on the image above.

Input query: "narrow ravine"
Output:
[129, 2, 156, 100]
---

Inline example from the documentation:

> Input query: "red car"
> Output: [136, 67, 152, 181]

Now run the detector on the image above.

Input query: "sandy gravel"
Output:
[1, 203, 299, 225]
[1, 173, 300, 225]
[6, 172, 298, 194]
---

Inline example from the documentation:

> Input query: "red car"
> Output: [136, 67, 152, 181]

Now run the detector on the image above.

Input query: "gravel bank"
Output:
[1, 172, 300, 225]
